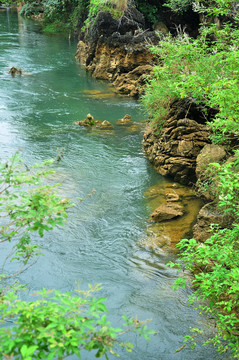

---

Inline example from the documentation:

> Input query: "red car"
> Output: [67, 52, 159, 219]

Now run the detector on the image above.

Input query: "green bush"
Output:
[168, 155, 239, 357]
[82, 0, 126, 32]
[0, 285, 154, 359]
[164, 0, 194, 13]
[20, 0, 129, 32]
[69, 0, 90, 29]
[20, 1, 44, 17]
[142, 1, 239, 144]
[133, 0, 159, 24]
[0, 154, 70, 279]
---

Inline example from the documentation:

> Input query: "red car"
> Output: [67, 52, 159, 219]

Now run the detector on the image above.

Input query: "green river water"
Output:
[0, 8, 229, 360]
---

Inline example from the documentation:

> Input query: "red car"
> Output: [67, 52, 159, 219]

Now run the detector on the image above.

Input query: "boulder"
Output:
[101, 120, 112, 127]
[9, 67, 22, 76]
[143, 123, 211, 185]
[153, 21, 169, 34]
[193, 203, 233, 242]
[149, 203, 185, 222]
[75, 114, 101, 126]
[142, 98, 218, 185]
[196, 144, 227, 181]
[165, 193, 180, 202]
[113, 65, 153, 97]
[143, 182, 201, 249]
[116, 114, 132, 124]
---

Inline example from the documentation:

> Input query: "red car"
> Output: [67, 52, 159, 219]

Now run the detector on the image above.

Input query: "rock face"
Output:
[75, 8, 159, 97]
[143, 99, 212, 185]
[193, 203, 233, 242]
[196, 144, 227, 181]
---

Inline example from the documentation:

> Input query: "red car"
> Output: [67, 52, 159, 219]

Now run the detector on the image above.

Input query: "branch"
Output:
[1, 258, 39, 280]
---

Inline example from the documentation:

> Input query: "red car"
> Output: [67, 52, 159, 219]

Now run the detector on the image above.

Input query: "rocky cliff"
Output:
[75, 7, 159, 97]
[142, 99, 215, 185]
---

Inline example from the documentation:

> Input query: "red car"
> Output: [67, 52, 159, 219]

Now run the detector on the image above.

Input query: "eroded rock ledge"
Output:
[143, 99, 213, 185]
[75, 8, 159, 97]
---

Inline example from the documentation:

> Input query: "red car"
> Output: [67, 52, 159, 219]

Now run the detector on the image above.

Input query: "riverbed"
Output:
[0, 8, 229, 359]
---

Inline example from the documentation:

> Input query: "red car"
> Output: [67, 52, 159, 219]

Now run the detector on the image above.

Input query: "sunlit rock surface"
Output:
[75, 8, 158, 97]
[141, 182, 202, 252]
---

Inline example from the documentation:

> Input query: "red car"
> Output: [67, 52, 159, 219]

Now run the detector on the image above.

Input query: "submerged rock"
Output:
[9, 66, 22, 76]
[101, 120, 112, 127]
[116, 114, 132, 125]
[82, 89, 115, 99]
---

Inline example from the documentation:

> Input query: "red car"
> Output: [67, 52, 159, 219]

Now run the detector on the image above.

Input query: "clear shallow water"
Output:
[0, 9, 229, 360]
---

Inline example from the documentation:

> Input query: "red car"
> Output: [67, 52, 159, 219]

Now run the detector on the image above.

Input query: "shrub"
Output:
[133, 0, 159, 24]
[0, 285, 154, 359]
[164, 0, 194, 13]
[142, 1, 239, 144]
[82, 0, 127, 32]
[168, 153, 239, 358]
[20, 1, 44, 17]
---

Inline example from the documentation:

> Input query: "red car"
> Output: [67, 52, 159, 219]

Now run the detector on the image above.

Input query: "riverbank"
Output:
[142, 98, 235, 243]
[138, 1, 239, 354]
[3, 4, 238, 357]
[2, 10, 228, 360]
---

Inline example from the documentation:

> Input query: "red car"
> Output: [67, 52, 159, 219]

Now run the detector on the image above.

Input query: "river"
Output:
[0, 8, 228, 360]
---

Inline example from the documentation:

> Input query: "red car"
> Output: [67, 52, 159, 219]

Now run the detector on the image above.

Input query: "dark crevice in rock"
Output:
[169, 98, 218, 125]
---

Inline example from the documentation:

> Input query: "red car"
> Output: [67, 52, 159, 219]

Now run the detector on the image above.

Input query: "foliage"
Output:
[0, 285, 154, 359]
[164, 0, 193, 13]
[170, 229, 239, 357]
[41, 0, 85, 23]
[69, 0, 90, 29]
[82, 0, 127, 32]
[19, 0, 128, 32]
[0, 153, 69, 282]
[19, 0, 88, 31]
[133, 0, 159, 24]
[198, 153, 239, 214]
[42, 21, 70, 34]
[142, 0, 239, 143]
[168, 154, 239, 357]
[20, 1, 44, 18]
[2, 0, 21, 6]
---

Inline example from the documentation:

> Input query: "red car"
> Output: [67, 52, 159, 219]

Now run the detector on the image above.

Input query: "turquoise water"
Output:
[0, 9, 229, 360]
